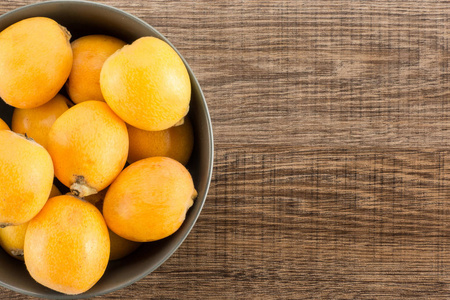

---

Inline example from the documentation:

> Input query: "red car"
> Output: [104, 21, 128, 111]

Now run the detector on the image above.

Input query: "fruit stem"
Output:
[70, 176, 97, 198]
[174, 118, 185, 127]
[11, 249, 24, 257]
[16, 132, 36, 143]
[59, 24, 72, 42]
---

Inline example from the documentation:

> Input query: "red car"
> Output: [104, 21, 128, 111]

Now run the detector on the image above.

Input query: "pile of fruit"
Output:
[0, 17, 197, 295]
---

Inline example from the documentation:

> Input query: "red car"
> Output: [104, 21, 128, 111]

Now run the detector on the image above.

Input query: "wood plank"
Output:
[1, 0, 450, 299]
[107, 146, 450, 299]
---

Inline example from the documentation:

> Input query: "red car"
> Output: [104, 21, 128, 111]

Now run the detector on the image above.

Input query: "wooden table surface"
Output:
[2, 0, 450, 299]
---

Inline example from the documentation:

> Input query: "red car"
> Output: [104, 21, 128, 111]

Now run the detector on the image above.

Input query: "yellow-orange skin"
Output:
[127, 117, 194, 165]
[108, 229, 141, 260]
[24, 195, 110, 295]
[47, 101, 129, 194]
[0, 131, 54, 226]
[86, 191, 141, 260]
[0, 223, 27, 261]
[67, 35, 126, 104]
[103, 157, 196, 242]
[12, 94, 69, 149]
[0, 185, 61, 261]
[0, 119, 9, 130]
[49, 184, 62, 198]
[84, 189, 107, 206]
[100, 37, 191, 131]
[0, 17, 73, 108]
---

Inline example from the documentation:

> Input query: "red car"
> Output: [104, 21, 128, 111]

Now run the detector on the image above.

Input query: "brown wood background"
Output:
[2, 0, 450, 299]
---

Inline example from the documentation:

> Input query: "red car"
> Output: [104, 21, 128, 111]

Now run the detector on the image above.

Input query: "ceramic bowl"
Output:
[0, 1, 213, 298]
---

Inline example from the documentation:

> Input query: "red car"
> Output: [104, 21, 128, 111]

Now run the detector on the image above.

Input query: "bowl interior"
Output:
[0, 1, 213, 298]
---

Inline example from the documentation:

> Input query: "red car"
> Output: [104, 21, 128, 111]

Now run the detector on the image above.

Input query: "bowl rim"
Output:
[0, 0, 214, 298]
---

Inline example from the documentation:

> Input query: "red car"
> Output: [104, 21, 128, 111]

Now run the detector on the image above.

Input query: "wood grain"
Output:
[2, 0, 450, 299]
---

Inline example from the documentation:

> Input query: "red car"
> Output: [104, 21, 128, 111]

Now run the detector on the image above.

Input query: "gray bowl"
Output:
[0, 1, 213, 298]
